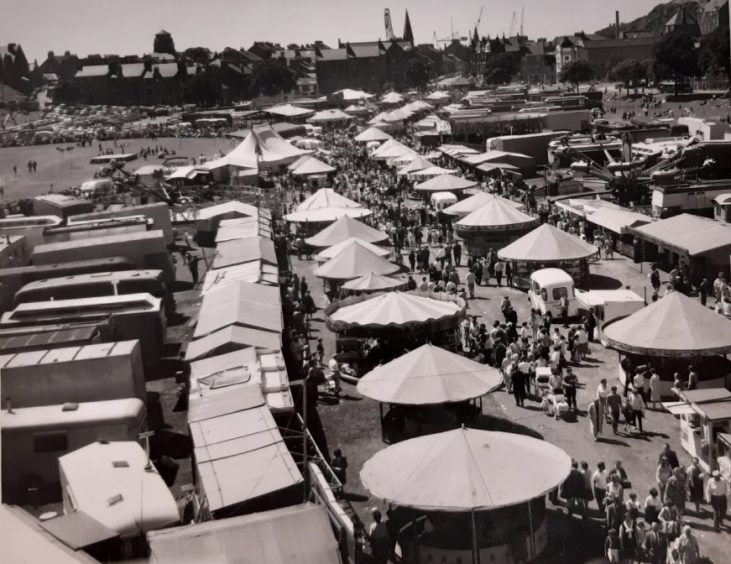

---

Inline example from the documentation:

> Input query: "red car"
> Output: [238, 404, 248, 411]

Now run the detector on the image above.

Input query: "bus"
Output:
[543, 95, 587, 110]
[1, 398, 147, 505]
[14, 269, 175, 314]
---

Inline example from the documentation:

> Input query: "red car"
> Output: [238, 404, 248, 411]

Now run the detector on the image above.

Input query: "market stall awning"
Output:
[316, 237, 390, 261]
[313, 243, 399, 281]
[201, 261, 279, 294]
[185, 325, 282, 361]
[263, 104, 314, 118]
[327, 291, 464, 331]
[308, 109, 354, 123]
[411, 165, 458, 177]
[361, 428, 571, 511]
[588, 206, 653, 235]
[443, 192, 523, 217]
[414, 174, 477, 193]
[305, 214, 388, 247]
[632, 213, 731, 256]
[289, 156, 336, 176]
[604, 292, 731, 357]
[357, 344, 502, 404]
[456, 198, 538, 231]
[497, 223, 598, 262]
[396, 155, 433, 176]
[370, 139, 417, 161]
[341, 273, 407, 292]
[212, 236, 278, 270]
[354, 127, 393, 143]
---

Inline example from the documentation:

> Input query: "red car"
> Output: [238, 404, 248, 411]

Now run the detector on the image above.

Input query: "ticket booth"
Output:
[663, 388, 731, 472]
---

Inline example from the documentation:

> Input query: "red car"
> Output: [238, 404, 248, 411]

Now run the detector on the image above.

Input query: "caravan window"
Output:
[33, 431, 68, 453]
[553, 287, 569, 301]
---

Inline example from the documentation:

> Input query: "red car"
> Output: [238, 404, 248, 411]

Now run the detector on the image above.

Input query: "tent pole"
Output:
[379, 402, 384, 442]
[471, 509, 480, 564]
[528, 500, 535, 559]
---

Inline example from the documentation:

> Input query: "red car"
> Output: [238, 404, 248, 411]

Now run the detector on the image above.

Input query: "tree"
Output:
[654, 31, 697, 96]
[483, 53, 520, 85]
[609, 60, 647, 95]
[698, 26, 731, 82]
[251, 59, 296, 97]
[405, 57, 430, 90]
[184, 74, 217, 106]
[559, 60, 594, 92]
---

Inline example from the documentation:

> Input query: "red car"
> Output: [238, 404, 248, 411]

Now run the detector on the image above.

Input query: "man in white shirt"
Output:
[592, 461, 609, 508]
[706, 470, 728, 532]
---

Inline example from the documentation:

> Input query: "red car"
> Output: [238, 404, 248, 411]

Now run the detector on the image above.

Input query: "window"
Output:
[33, 431, 68, 453]
[553, 286, 569, 301]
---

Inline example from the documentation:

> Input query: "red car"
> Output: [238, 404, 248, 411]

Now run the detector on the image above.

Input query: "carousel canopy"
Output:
[411, 165, 458, 177]
[305, 214, 389, 247]
[357, 344, 502, 404]
[456, 198, 538, 232]
[414, 174, 477, 193]
[361, 428, 572, 511]
[443, 192, 523, 217]
[289, 156, 336, 176]
[396, 155, 433, 176]
[354, 127, 393, 143]
[308, 109, 354, 123]
[315, 237, 390, 261]
[370, 139, 417, 161]
[341, 273, 407, 292]
[284, 206, 372, 223]
[296, 188, 361, 212]
[603, 291, 731, 357]
[313, 243, 399, 280]
[327, 292, 463, 331]
[497, 224, 598, 262]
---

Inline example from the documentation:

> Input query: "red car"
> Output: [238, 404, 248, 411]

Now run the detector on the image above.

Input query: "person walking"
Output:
[664, 467, 687, 514]
[676, 525, 700, 564]
[563, 367, 578, 412]
[649, 371, 662, 410]
[593, 461, 609, 508]
[687, 458, 704, 514]
[644, 487, 662, 524]
[494, 260, 504, 287]
[368, 509, 391, 564]
[706, 469, 728, 532]
[505, 261, 513, 287]
[588, 397, 604, 441]
[630, 387, 646, 432]
[453, 241, 462, 267]
[605, 528, 621, 563]
[607, 386, 623, 435]
[657, 457, 673, 500]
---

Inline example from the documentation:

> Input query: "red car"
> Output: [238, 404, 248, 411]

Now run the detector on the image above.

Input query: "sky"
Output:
[4, 0, 665, 62]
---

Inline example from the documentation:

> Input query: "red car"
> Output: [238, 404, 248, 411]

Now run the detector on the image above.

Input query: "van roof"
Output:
[0, 398, 145, 430]
[530, 268, 574, 286]
[33, 229, 166, 253]
[0, 340, 139, 369]
[19, 270, 164, 291]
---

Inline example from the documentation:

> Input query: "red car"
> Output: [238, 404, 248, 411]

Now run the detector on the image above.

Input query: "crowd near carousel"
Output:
[3, 83, 731, 564]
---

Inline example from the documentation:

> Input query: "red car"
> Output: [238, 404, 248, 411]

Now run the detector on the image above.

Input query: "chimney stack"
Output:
[615, 11, 620, 39]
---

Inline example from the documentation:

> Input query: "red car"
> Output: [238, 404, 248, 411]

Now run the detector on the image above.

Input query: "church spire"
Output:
[403, 9, 414, 45]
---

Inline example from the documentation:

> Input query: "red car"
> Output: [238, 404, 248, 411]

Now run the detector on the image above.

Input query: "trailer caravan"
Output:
[0, 322, 104, 354]
[14, 269, 174, 314]
[42, 216, 150, 245]
[32, 230, 175, 284]
[0, 341, 146, 408]
[67, 202, 174, 245]
[0, 257, 135, 313]
[0, 293, 165, 367]
[1, 398, 147, 504]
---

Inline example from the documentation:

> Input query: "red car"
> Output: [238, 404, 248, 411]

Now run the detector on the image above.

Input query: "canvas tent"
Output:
[305, 214, 389, 247]
[308, 109, 353, 124]
[263, 104, 314, 119]
[354, 127, 393, 143]
[341, 273, 407, 294]
[295, 188, 361, 212]
[443, 192, 523, 217]
[414, 174, 477, 193]
[456, 199, 538, 232]
[497, 224, 599, 262]
[370, 139, 417, 161]
[316, 237, 390, 261]
[289, 156, 336, 177]
[313, 243, 399, 281]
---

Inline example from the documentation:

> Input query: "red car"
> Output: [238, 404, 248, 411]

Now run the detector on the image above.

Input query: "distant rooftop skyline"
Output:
[4, 0, 664, 61]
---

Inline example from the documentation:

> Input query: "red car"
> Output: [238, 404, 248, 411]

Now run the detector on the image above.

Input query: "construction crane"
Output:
[384, 8, 395, 41]
[475, 5, 484, 34]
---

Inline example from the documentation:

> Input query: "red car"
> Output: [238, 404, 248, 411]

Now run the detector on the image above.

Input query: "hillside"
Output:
[595, 0, 707, 36]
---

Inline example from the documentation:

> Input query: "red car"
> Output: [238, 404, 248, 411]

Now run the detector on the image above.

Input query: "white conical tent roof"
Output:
[604, 291, 731, 357]
[305, 214, 389, 247]
[361, 428, 572, 511]
[497, 223, 599, 262]
[443, 192, 524, 217]
[313, 243, 399, 280]
[327, 292, 463, 330]
[370, 139, 417, 161]
[341, 273, 407, 292]
[414, 174, 477, 192]
[315, 237, 390, 261]
[425, 91, 451, 101]
[330, 88, 374, 101]
[344, 104, 372, 115]
[308, 109, 354, 123]
[290, 156, 336, 176]
[396, 155, 433, 176]
[204, 125, 306, 171]
[354, 127, 393, 143]
[456, 199, 538, 231]
[284, 207, 372, 223]
[296, 188, 361, 212]
[380, 91, 405, 105]
[411, 165, 458, 177]
[263, 104, 314, 118]
[357, 344, 502, 404]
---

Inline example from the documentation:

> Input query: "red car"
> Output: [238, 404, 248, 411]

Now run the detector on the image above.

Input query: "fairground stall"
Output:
[497, 223, 599, 289]
[603, 292, 731, 397]
[455, 198, 538, 257]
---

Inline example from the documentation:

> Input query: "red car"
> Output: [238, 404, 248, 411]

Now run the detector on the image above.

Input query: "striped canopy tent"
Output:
[604, 292, 731, 357]
[357, 344, 502, 405]
[443, 192, 524, 217]
[315, 237, 390, 262]
[305, 214, 389, 247]
[313, 243, 399, 281]
[341, 273, 407, 294]
[414, 174, 477, 193]
[354, 127, 393, 143]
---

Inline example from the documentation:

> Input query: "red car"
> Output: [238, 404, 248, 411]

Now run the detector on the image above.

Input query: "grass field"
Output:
[0, 137, 237, 201]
